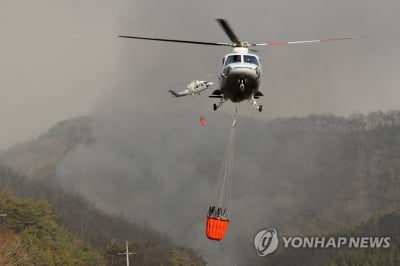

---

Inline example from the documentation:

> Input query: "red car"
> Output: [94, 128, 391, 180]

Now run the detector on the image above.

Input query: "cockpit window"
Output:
[225, 55, 242, 65]
[244, 55, 259, 66]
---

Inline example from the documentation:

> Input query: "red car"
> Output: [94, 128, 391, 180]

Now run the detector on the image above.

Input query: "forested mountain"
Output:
[1, 110, 400, 265]
[3, 111, 400, 182]
[0, 189, 105, 265]
[326, 208, 400, 266]
[0, 167, 206, 265]
[0, 116, 92, 181]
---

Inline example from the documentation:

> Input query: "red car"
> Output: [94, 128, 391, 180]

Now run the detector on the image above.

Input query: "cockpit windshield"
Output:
[225, 55, 242, 65]
[244, 55, 259, 66]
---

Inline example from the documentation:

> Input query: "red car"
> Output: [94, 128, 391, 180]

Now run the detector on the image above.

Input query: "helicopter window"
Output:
[225, 55, 242, 65]
[244, 55, 259, 66]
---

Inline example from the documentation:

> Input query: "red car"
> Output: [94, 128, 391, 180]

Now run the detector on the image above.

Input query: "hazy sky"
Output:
[1, 0, 400, 149]
[0, 1, 118, 149]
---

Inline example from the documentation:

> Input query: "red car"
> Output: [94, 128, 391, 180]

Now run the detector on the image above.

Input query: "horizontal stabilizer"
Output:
[209, 95, 223, 98]
[211, 89, 222, 95]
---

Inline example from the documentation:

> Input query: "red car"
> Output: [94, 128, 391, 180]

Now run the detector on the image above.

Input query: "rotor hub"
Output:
[233, 41, 251, 48]
[232, 47, 249, 54]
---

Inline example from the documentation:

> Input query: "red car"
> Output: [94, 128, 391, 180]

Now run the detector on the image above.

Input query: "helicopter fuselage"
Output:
[168, 80, 214, 97]
[215, 49, 262, 108]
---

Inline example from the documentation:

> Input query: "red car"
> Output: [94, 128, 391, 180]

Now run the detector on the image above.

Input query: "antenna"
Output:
[118, 240, 136, 266]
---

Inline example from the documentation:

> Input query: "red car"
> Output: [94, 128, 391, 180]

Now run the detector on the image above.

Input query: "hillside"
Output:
[1, 110, 400, 264]
[0, 166, 206, 265]
[236, 117, 400, 234]
[326, 208, 400, 266]
[0, 116, 92, 181]
[0, 189, 105, 265]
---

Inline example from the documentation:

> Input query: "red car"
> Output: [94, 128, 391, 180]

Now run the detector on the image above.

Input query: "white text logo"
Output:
[254, 228, 279, 256]
[254, 228, 391, 257]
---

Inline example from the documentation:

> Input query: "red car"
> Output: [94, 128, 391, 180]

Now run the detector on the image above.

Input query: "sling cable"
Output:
[206, 116, 237, 241]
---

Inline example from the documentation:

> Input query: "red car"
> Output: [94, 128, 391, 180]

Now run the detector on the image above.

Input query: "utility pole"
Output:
[0, 213, 6, 227]
[118, 240, 135, 266]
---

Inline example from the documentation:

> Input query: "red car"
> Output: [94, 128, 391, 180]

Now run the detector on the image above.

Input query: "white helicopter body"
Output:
[168, 80, 214, 97]
[211, 49, 263, 111]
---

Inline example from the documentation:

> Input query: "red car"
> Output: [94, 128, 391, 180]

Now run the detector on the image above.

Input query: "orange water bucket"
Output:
[206, 216, 230, 241]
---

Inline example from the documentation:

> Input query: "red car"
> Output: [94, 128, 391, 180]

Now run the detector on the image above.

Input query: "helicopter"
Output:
[119, 19, 366, 112]
[168, 80, 214, 97]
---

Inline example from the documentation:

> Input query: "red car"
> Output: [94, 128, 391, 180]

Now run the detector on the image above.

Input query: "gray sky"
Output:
[1, 0, 399, 148]
[0, 1, 118, 149]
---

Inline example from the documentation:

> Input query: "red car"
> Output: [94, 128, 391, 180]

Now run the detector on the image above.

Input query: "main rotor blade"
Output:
[253, 35, 367, 47]
[216, 19, 240, 44]
[118, 35, 231, 46]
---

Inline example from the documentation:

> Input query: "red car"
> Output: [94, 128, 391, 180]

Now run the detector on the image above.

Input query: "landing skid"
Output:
[213, 98, 225, 111]
[250, 95, 262, 112]
[211, 93, 262, 112]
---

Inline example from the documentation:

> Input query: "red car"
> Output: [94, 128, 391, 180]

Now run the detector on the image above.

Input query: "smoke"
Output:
[55, 0, 400, 264]
[56, 109, 356, 264]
